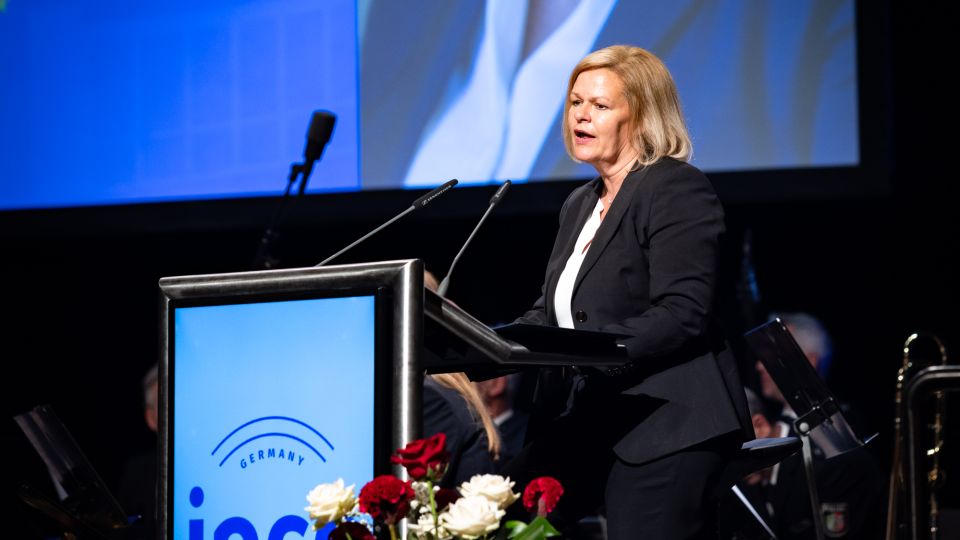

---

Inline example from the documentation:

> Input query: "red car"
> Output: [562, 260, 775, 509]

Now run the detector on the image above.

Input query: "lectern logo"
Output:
[211, 415, 334, 470]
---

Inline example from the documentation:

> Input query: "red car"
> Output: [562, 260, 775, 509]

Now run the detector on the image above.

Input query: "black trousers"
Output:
[503, 412, 738, 540]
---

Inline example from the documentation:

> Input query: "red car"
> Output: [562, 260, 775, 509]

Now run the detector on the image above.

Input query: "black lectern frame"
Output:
[157, 259, 629, 540]
[158, 260, 425, 540]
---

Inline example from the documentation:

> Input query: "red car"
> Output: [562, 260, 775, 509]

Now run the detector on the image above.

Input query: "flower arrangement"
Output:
[304, 433, 563, 540]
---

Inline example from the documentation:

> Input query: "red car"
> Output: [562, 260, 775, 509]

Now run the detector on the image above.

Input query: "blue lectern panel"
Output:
[172, 295, 375, 539]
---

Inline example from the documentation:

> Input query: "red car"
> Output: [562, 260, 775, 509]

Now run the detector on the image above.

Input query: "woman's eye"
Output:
[571, 99, 582, 106]
[596, 103, 608, 110]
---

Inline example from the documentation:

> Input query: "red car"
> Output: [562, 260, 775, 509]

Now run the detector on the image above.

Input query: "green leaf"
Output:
[507, 516, 561, 540]
[504, 520, 528, 538]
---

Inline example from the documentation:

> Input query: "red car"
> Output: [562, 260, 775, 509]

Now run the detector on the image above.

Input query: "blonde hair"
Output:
[423, 270, 440, 293]
[422, 269, 501, 459]
[430, 372, 502, 460]
[562, 45, 692, 166]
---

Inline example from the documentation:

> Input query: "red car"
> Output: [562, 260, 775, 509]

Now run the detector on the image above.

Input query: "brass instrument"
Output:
[886, 333, 949, 540]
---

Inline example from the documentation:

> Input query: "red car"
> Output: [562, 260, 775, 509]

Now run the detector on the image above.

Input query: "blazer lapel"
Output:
[544, 180, 601, 319]
[572, 166, 647, 297]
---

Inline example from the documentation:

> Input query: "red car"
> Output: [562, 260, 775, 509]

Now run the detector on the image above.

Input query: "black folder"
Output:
[423, 289, 628, 377]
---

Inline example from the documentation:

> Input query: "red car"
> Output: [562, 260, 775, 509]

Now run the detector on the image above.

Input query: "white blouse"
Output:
[554, 198, 606, 328]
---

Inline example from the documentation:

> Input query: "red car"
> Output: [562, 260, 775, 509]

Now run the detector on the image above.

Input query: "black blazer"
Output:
[422, 377, 496, 487]
[519, 158, 752, 465]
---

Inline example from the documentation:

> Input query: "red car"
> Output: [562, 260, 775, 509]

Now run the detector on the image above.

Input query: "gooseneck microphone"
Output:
[437, 180, 511, 297]
[299, 111, 337, 195]
[253, 110, 337, 269]
[316, 179, 458, 267]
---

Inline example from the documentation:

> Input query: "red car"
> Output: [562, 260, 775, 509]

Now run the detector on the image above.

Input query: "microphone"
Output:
[316, 179, 458, 267]
[299, 111, 337, 195]
[437, 180, 511, 297]
[252, 110, 336, 269]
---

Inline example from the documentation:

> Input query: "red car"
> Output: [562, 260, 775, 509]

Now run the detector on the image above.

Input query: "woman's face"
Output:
[567, 68, 636, 173]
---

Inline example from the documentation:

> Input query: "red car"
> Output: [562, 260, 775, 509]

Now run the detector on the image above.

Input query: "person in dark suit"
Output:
[476, 373, 530, 469]
[504, 45, 753, 540]
[423, 375, 499, 488]
[117, 364, 160, 540]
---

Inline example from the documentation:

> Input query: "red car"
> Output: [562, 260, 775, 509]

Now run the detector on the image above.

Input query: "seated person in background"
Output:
[117, 364, 159, 540]
[765, 311, 834, 384]
[476, 373, 529, 469]
[717, 388, 778, 538]
[758, 312, 870, 436]
[423, 270, 500, 487]
[741, 388, 776, 487]
[752, 313, 883, 539]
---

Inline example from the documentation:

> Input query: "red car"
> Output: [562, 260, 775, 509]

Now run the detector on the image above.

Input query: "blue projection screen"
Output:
[172, 295, 375, 539]
[0, 0, 857, 209]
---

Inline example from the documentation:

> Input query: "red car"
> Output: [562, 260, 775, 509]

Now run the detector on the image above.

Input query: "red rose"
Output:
[358, 475, 415, 525]
[522, 476, 564, 516]
[328, 521, 374, 540]
[434, 487, 461, 510]
[390, 433, 450, 480]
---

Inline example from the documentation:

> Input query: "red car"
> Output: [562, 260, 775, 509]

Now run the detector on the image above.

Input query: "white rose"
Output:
[304, 479, 356, 528]
[412, 480, 433, 502]
[407, 512, 449, 539]
[439, 495, 505, 539]
[458, 474, 519, 509]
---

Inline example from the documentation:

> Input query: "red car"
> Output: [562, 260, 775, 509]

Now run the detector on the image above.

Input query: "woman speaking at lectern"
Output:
[509, 45, 753, 540]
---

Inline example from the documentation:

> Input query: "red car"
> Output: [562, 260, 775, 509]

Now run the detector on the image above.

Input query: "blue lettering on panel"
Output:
[267, 515, 309, 540]
[214, 517, 258, 540]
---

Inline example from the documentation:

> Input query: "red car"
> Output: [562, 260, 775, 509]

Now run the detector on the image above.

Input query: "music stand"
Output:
[745, 318, 872, 540]
[14, 404, 132, 539]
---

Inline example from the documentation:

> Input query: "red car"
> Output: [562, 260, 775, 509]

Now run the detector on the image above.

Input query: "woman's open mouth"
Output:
[574, 129, 595, 143]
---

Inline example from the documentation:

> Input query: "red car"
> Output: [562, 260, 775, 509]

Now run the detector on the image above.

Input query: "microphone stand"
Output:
[437, 180, 511, 296]
[252, 162, 306, 270]
[315, 205, 416, 267]
[253, 110, 336, 269]
[315, 179, 458, 267]
[436, 207, 490, 297]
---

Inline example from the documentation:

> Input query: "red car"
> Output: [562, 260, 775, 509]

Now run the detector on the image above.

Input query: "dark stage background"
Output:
[1, 2, 956, 537]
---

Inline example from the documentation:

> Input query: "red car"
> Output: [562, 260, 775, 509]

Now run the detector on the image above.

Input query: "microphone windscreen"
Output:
[489, 179, 511, 205]
[304, 111, 336, 162]
[411, 179, 458, 209]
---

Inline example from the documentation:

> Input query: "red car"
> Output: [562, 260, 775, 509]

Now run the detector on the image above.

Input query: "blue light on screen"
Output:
[1, 0, 858, 210]
[359, 0, 858, 187]
[173, 295, 374, 540]
[0, 0, 359, 210]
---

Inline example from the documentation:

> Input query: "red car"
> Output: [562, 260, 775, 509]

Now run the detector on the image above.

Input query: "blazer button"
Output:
[575, 310, 588, 323]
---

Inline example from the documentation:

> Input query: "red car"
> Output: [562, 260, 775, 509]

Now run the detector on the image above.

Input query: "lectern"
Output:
[158, 260, 626, 540]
